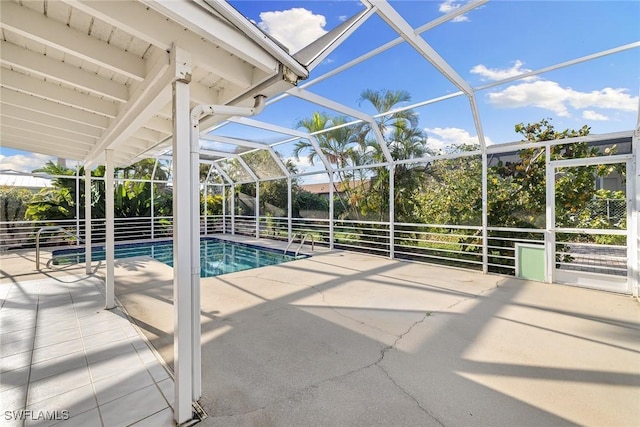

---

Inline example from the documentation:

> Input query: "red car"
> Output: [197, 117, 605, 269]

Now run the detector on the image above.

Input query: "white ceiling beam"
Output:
[1, 116, 97, 145]
[0, 68, 118, 118]
[133, 127, 165, 144]
[64, 0, 259, 88]
[1, 126, 94, 149]
[1, 88, 109, 129]
[0, 137, 88, 160]
[0, 41, 128, 102]
[144, 116, 173, 134]
[371, 1, 473, 96]
[0, 104, 103, 138]
[0, 2, 146, 81]
[84, 51, 172, 163]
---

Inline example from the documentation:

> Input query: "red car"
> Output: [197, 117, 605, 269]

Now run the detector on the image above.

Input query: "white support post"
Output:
[389, 164, 395, 259]
[104, 149, 115, 309]
[627, 157, 637, 296]
[84, 167, 92, 275]
[255, 182, 260, 238]
[172, 47, 194, 425]
[204, 183, 208, 235]
[329, 172, 334, 250]
[545, 146, 555, 283]
[75, 171, 80, 244]
[188, 87, 202, 404]
[222, 185, 227, 233]
[287, 178, 292, 240]
[231, 184, 236, 235]
[481, 152, 488, 274]
[151, 178, 155, 240]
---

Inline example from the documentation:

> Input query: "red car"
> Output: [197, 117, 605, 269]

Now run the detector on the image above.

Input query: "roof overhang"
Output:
[0, 0, 308, 167]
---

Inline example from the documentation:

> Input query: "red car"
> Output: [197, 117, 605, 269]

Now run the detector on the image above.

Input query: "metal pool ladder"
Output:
[36, 226, 83, 270]
[285, 233, 314, 257]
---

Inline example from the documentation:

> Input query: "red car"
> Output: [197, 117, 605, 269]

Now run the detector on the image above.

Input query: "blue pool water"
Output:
[51, 238, 304, 278]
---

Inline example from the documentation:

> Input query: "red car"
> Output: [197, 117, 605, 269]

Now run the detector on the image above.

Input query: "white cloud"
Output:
[338, 15, 348, 22]
[439, 0, 470, 22]
[582, 110, 609, 121]
[257, 8, 328, 54]
[0, 153, 54, 173]
[470, 60, 535, 82]
[486, 80, 638, 117]
[424, 127, 492, 151]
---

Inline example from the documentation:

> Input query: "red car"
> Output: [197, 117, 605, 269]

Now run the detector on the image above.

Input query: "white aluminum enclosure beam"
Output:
[201, 0, 308, 78]
[290, 88, 394, 163]
[0, 41, 129, 102]
[229, 117, 334, 173]
[200, 135, 294, 177]
[371, 0, 473, 96]
[212, 163, 234, 185]
[0, 2, 145, 81]
[475, 41, 640, 92]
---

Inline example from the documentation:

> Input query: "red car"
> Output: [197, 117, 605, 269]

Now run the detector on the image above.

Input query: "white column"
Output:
[481, 152, 488, 274]
[85, 167, 92, 274]
[287, 178, 292, 240]
[545, 145, 555, 283]
[104, 150, 115, 309]
[255, 183, 260, 238]
[631, 131, 639, 297]
[231, 184, 235, 235]
[203, 183, 208, 235]
[329, 173, 334, 250]
[222, 185, 227, 233]
[389, 164, 395, 259]
[188, 94, 202, 402]
[172, 47, 194, 424]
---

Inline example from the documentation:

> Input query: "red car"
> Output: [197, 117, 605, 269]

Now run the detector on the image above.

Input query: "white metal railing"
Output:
[1, 215, 630, 281]
[0, 216, 174, 251]
[35, 226, 83, 270]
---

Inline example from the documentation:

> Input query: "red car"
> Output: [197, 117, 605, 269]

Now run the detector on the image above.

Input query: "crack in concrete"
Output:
[306, 282, 400, 338]
[371, 309, 447, 426]
[211, 278, 498, 422]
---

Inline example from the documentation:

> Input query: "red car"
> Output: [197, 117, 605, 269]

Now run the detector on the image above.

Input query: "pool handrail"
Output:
[36, 226, 83, 270]
[285, 233, 314, 256]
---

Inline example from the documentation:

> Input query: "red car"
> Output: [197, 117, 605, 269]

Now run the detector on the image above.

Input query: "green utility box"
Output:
[515, 243, 546, 282]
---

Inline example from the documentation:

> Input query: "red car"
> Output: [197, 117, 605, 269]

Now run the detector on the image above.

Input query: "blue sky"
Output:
[2, 0, 638, 175]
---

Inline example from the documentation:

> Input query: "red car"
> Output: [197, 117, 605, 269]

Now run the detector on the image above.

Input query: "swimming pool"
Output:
[51, 237, 304, 278]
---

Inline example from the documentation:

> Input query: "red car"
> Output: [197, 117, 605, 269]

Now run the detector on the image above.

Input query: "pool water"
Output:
[51, 238, 304, 278]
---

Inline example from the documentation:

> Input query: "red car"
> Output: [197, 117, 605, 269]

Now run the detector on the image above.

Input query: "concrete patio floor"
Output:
[2, 237, 639, 426]
[113, 236, 640, 427]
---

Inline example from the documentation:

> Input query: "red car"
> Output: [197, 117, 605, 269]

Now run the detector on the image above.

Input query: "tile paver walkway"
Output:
[0, 275, 175, 427]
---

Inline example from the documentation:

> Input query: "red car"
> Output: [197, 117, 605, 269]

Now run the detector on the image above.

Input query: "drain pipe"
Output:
[188, 95, 266, 401]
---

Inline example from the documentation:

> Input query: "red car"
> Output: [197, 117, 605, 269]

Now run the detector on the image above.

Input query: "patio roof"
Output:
[0, 0, 310, 167]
